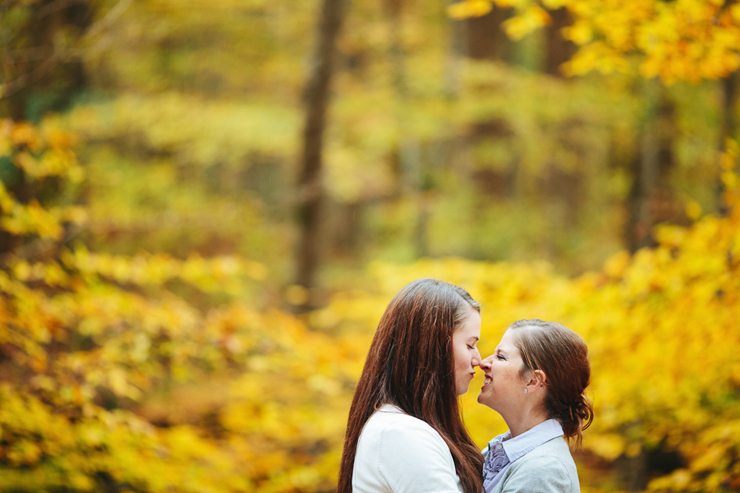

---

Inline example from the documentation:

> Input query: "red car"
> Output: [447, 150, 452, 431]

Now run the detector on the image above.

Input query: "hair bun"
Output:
[569, 394, 594, 432]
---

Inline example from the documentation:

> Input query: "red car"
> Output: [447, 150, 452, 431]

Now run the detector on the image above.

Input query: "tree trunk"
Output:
[294, 0, 347, 312]
[626, 81, 677, 252]
[444, 0, 465, 99]
[717, 71, 738, 215]
[543, 8, 576, 77]
[2, 0, 92, 120]
[384, 0, 430, 257]
[464, 6, 512, 62]
[0, 0, 92, 257]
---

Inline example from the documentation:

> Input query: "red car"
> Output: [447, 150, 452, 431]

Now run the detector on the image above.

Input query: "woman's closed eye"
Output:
[496, 354, 506, 360]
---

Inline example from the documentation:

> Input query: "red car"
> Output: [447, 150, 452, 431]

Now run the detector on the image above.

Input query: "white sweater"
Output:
[352, 404, 464, 493]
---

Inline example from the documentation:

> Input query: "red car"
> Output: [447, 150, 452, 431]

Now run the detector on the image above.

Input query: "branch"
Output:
[0, 223, 84, 267]
[0, 51, 60, 99]
[35, 0, 85, 19]
[0, 0, 18, 20]
[84, 0, 132, 39]
[0, 0, 132, 100]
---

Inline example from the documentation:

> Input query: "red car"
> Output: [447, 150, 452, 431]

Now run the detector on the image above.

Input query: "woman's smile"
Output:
[477, 329, 528, 410]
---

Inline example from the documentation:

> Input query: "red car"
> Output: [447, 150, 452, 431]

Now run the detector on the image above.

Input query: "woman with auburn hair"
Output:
[337, 278, 485, 493]
[477, 319, 594, 493]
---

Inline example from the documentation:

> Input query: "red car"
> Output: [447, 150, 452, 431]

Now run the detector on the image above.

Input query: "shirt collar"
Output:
[494, 419, 564, 463]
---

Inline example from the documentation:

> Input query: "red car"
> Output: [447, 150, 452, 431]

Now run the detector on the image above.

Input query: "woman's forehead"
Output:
[496, 330, 520, 353]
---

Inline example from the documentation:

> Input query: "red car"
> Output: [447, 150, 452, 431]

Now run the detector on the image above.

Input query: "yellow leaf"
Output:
[504, 6, 551, 40]
[447, 0, 493, 20]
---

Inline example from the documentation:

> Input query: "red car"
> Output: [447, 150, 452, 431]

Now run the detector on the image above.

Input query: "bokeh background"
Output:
[1, 0, 739, 491]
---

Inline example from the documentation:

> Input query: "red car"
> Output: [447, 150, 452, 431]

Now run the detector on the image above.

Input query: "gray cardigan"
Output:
[486, 436, 580, 493]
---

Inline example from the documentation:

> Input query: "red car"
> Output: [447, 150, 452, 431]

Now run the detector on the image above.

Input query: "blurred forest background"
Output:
[0, 0, 739, 491]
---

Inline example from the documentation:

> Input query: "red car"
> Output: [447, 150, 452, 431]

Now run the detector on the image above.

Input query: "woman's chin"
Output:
[477, 391, 496, 409]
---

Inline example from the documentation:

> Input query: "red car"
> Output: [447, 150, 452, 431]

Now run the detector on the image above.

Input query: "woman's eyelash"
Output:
[496, 354, 505, 360]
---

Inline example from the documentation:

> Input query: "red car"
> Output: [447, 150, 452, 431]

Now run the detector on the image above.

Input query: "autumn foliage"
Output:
[1, 0, 739, 490]
[449, 0, 740, 83]
[0, 118, 738, 492]
[0, 120, 360, 491]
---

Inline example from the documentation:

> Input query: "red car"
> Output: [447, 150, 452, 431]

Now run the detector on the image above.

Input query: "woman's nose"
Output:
[479, 355, 493, 370]
[472, 348, 482, 367]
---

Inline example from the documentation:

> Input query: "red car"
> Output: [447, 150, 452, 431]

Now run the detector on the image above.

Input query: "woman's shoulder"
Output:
[362, 405, 446, 443]
[501, 437, 579, 493]
[363, 405, 434, 432]
[524, 435, 572, 456]
[354, 405, 462, 493]
[515, 436, 577, 470]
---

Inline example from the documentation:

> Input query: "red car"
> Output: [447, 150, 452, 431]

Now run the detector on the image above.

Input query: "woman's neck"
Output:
[503, 408, 549, 438]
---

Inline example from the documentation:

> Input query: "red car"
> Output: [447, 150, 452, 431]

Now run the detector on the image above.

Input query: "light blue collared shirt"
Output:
[482, 419, 564, 493]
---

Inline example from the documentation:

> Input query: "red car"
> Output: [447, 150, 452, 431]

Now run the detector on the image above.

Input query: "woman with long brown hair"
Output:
[337, 278, 485, 493]
[477, 319, 594, 493]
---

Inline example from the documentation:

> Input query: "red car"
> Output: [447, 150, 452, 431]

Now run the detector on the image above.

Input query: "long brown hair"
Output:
[337, 278, 484, 493]
[509, 319, 594, 447]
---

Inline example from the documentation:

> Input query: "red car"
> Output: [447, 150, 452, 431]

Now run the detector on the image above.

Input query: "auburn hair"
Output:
[337, 278, 484, 493]
[509, 319, 594, 447]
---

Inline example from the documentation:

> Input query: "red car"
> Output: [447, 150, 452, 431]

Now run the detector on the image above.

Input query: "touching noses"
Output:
[479, 355, 493, 371]
[471, 347, 483, 368]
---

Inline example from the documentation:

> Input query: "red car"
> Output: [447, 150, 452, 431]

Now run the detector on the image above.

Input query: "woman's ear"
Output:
[525, 370, 547, 393]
